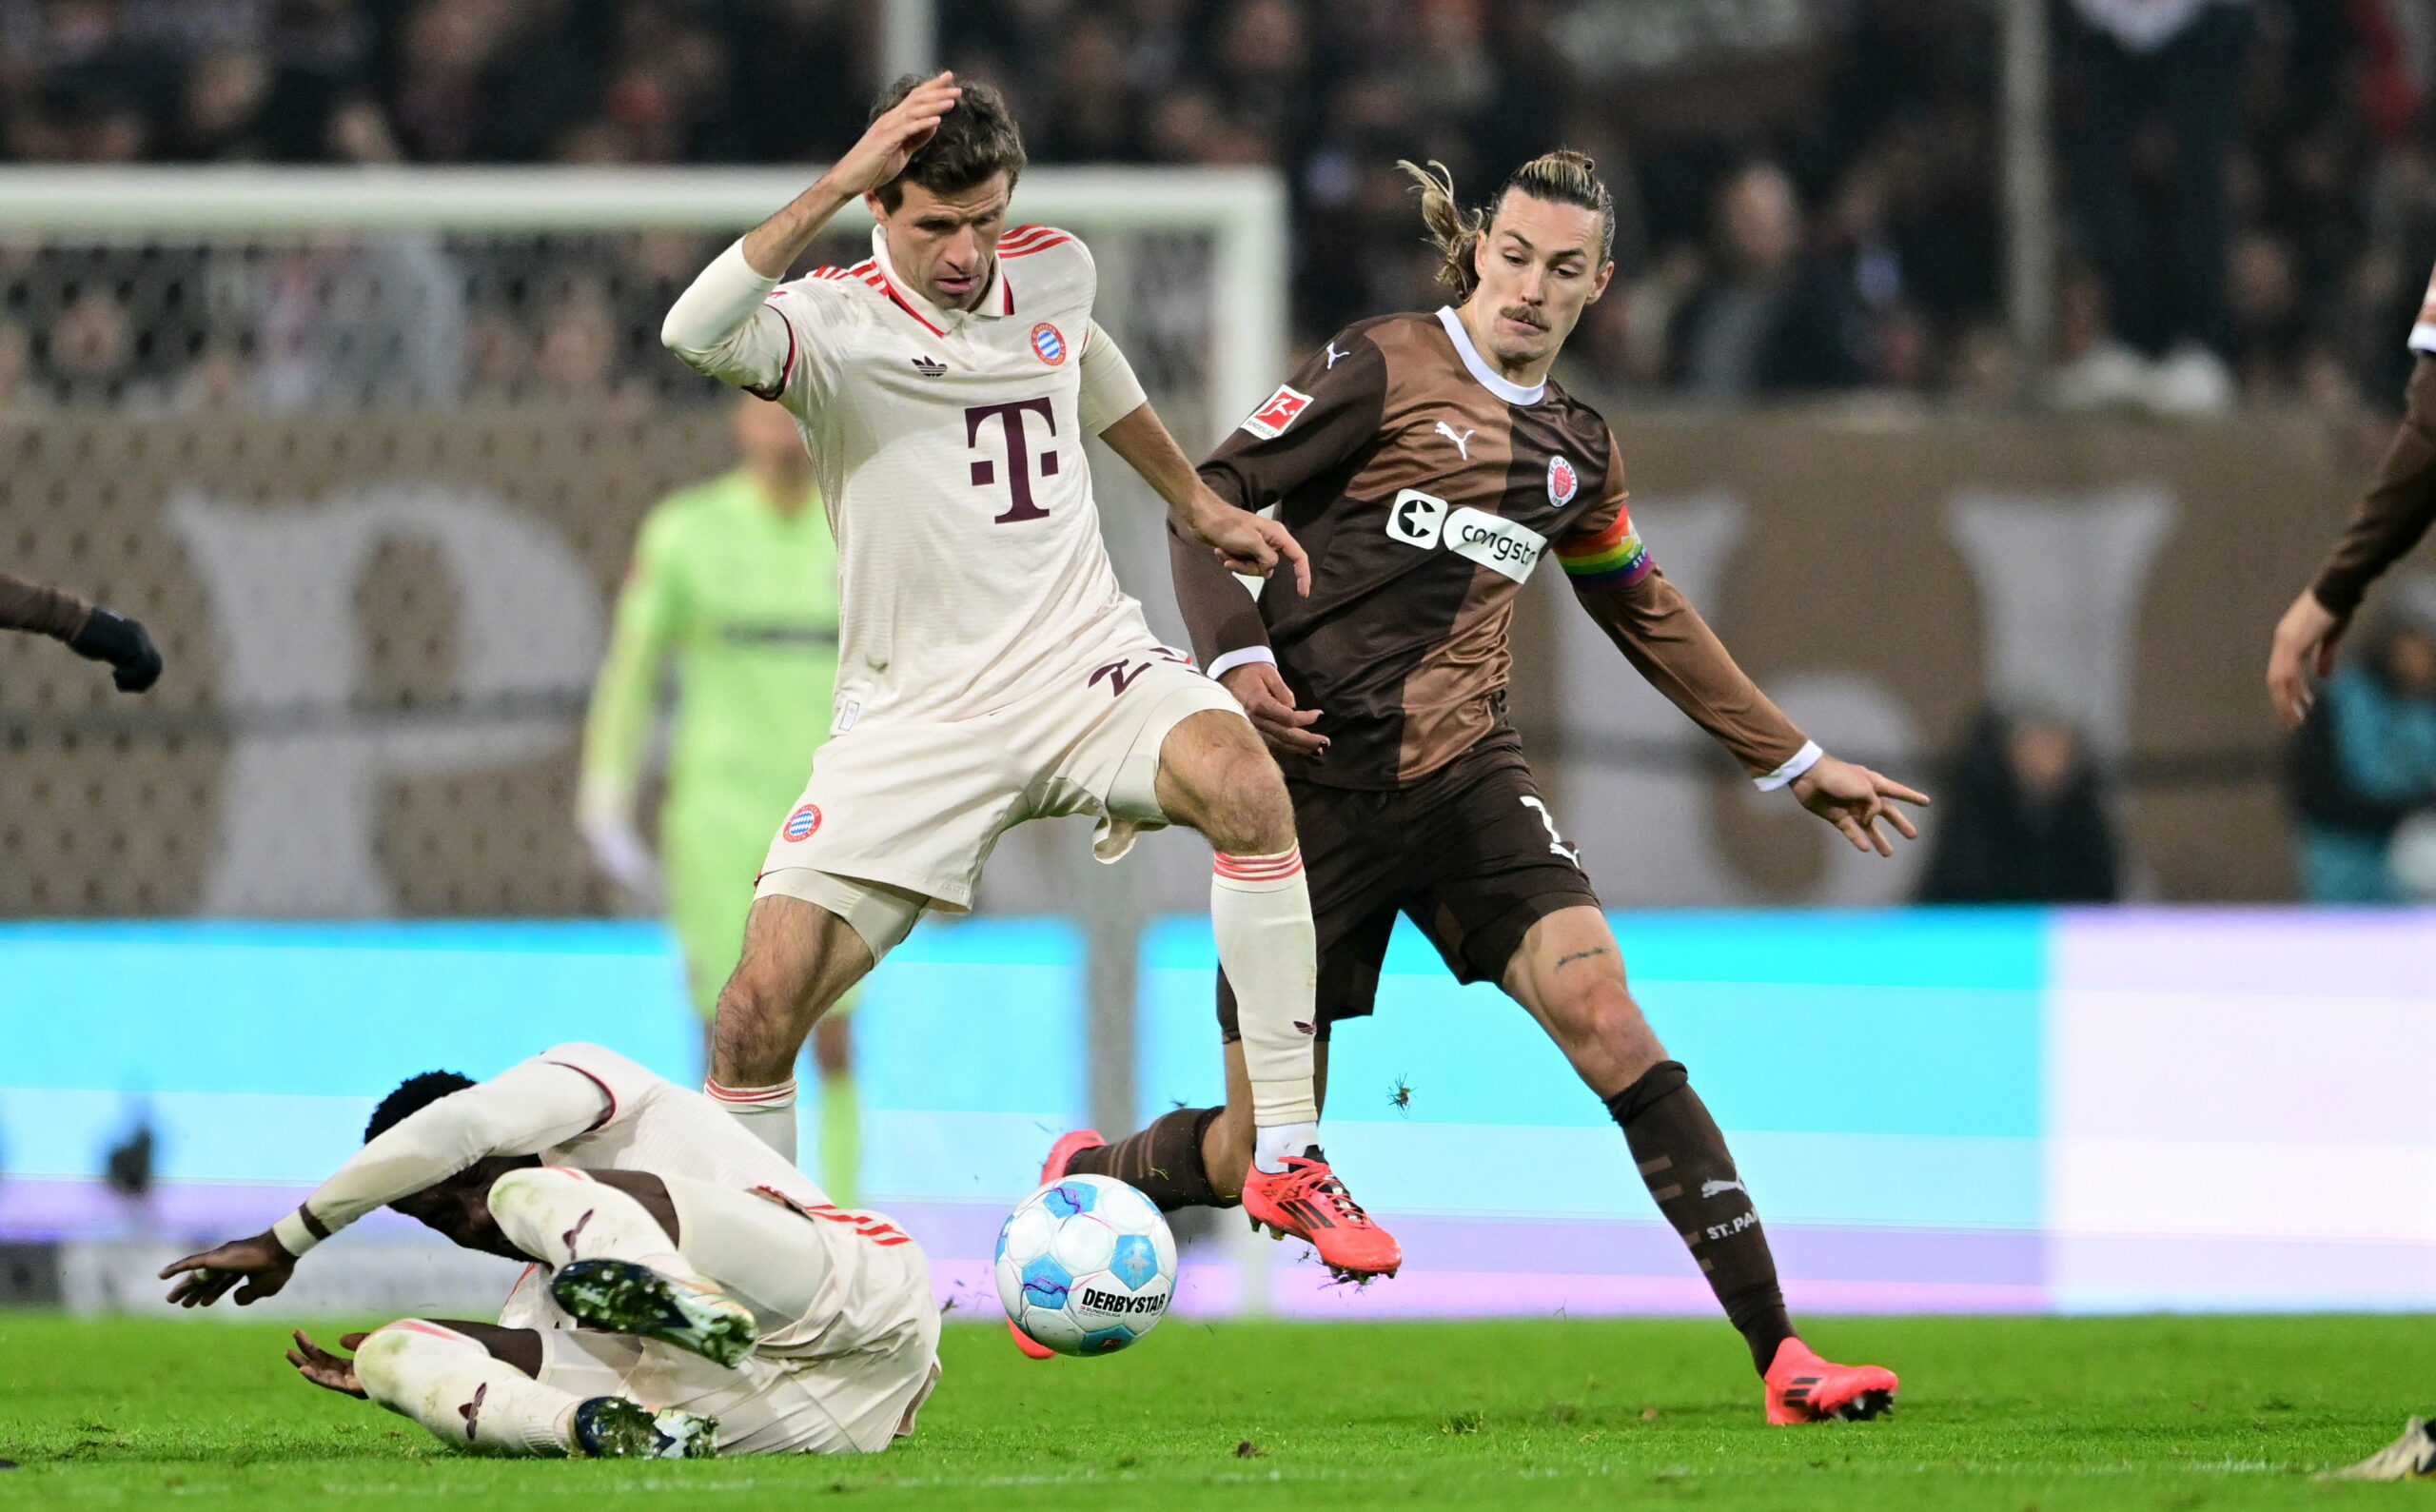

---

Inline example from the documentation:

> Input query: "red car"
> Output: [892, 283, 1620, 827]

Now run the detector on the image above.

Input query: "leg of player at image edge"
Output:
[354, 1321, 718, 1460]
[2324, 1419, 2436, 1480]
[1208, 847, 1401, 1279]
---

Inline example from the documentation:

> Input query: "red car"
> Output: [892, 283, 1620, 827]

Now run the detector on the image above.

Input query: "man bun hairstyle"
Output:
[1398, 150, 1618, 300]
[871, 73, 1027, 211]
[366, 1070, 475, 1142]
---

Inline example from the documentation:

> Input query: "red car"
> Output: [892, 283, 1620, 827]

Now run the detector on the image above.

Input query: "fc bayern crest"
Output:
[1031, 323, 1068, 365]
[1547, 454, 1579, 506]
[782, 803, 822, 841]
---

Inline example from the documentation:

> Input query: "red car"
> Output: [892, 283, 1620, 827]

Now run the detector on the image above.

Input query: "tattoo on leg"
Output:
[1554, 948, 1613, 970]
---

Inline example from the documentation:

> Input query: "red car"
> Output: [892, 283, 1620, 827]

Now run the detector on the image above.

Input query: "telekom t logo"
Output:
[966, 399, 1058, 523]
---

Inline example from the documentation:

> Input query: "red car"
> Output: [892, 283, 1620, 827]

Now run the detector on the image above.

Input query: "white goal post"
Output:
[0, 164, 1290, 441]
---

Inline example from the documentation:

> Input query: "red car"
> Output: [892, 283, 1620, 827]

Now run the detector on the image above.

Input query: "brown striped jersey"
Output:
[1172, 305, 1808, 791]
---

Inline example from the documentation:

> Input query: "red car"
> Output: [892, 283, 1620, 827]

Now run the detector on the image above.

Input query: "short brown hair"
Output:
[870, 74, 1027, 211]
[1399, 152, 1617, 301]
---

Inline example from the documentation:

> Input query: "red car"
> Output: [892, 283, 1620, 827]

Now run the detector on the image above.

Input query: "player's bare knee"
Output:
[1563, 981, 1664, 1081]
[1203, 747, 1294, 856]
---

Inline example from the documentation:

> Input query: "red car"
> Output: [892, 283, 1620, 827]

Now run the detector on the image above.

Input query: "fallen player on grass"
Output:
[160, 1047, 937, 1458]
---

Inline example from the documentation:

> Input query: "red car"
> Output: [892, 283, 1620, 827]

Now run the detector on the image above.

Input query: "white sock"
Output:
[1211, 848, 1321, 1160]
[1254, 1121, 1321, 1174]
[485, 1167, 697, 1280]
[705, 1077, 798, 1164]
[354, 1320, 578, 1457]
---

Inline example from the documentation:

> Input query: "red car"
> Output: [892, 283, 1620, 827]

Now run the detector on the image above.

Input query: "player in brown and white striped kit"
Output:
[1055, 153, 1925, 1424]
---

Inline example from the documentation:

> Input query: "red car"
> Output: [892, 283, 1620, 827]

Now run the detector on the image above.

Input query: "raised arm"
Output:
[1557, 484, 1926, 854]
[159, 1060, 610, 1306]
[2269, 355, 2436, 727]
[661, 72, 965, 394]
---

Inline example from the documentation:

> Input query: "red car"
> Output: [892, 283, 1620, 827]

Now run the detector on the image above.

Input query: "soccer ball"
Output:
[994, 1174, 1177, 1355]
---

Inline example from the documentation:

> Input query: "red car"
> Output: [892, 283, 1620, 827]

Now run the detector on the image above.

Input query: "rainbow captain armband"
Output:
[1555, 508, 1652, 590]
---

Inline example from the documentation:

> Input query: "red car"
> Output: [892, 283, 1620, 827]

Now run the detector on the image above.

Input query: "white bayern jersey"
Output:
[666, 225, 1162, 724]
[279, 1041, 839, 1286]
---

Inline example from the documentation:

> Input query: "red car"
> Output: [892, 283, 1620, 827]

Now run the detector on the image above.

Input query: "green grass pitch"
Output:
[5, 1312, 2434, 1508]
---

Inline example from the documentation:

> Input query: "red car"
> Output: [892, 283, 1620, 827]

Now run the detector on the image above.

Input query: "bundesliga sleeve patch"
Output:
[1239, 384, 1312, 440]
[1555, 508, 1652, 589]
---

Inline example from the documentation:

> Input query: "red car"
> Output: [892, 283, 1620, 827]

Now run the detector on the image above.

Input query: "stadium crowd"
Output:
[0, 0, 2429, 413]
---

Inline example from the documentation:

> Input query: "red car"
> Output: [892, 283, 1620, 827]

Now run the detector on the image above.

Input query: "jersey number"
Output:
[1090, 647, 1192, 697]
[967, 399, 1058, 524]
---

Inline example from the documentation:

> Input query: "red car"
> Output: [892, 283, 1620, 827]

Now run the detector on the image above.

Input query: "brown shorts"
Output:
[1217, 730, 1601, 1041]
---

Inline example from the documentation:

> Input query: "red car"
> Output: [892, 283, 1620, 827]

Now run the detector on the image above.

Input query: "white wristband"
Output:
[272, 1207, 323, 1258]
[1752, 739, 1824, 793]
[1206, 645, 1277, 682]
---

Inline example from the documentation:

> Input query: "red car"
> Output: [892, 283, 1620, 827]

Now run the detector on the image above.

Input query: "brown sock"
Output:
[1605, 1060, 1795, 1375]
[1063, 1107, 1233, 1212]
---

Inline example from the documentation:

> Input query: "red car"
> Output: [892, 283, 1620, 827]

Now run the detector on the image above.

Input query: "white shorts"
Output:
[755, 645, 1240, 912]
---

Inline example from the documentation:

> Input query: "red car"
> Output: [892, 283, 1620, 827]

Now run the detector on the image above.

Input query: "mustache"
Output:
[1497, 304, 1548, 331]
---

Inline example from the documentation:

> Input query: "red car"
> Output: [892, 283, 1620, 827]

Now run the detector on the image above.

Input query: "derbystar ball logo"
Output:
[1239, 384, 1312, 441]
[1031, 323, 1067, 365]
[783, 803, 822, 841]
[1547, 455, 1578, 506]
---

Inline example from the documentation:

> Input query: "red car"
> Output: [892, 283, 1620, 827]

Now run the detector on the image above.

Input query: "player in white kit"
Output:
[159, 1044, 936, 1458]
[658, 71, 1402, 1290]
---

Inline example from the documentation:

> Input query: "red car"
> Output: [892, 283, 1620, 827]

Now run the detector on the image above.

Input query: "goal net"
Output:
[0, 165, 1287, 919]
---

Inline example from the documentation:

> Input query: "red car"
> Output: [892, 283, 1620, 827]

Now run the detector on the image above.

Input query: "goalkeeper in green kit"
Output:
[579, 394, 860, 1201]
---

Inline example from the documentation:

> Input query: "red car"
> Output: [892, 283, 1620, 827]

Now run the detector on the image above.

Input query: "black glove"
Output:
[69, 606, 163, 693]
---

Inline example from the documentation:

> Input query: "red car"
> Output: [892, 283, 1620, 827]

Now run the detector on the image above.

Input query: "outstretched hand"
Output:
[2268, 588, 2348, 730]
[830, 71, 961, 198]
[1789, 756, 1929, 856]
[160, 1230, 297, 1307]
[286, 1330, 369, 1398]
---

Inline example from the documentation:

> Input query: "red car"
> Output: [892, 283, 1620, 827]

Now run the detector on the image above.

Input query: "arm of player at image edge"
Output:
[0, 569, 162, 692]
[2269, 354, 2436, 729]
[575, 515, 680, 907]
[157, 1058, 612, 1306]
[659, 72, 966, 392]
[1089, 332, 1309, 597]
[1558, 490, 1927, 856]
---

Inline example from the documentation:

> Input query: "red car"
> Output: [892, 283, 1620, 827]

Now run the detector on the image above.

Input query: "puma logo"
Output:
[459, 1382, 487, 1440]
[1699, 1178, 1746, 1200]
[562, 1208, 594, 1258]
[1434, 420, 1474, 460]
[1325, 342, 1347, 368]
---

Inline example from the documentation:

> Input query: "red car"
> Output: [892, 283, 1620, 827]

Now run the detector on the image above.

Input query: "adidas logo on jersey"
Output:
[911, 356, 947, 378]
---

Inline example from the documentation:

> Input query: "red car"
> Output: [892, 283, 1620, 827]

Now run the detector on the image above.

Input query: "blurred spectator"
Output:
[1918, 706, 2123, 904]
[2286, 615, 2436, 904]
[1671, 162, 1862, 398]
[0, 0, 2426, 410]
[2058, 0, 2249, 419]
